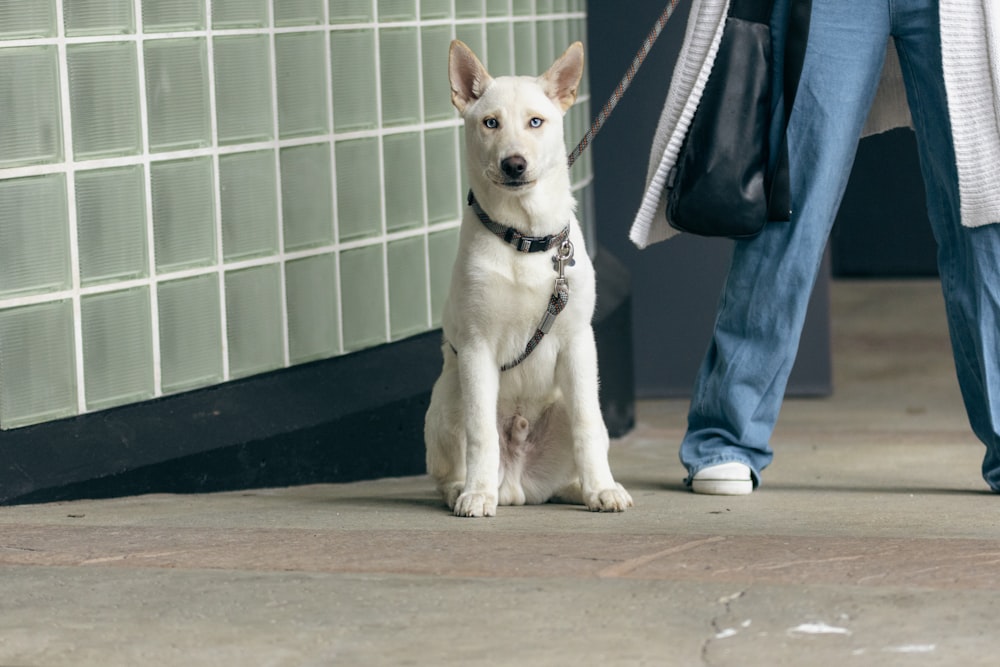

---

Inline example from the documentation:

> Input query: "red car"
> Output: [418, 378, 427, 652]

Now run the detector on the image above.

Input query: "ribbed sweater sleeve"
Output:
[628, 0, 730, 249]
[941, 0, 1000, 227]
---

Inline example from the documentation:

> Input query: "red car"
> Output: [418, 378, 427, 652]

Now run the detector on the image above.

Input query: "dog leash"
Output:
[567, 0, 680, 167]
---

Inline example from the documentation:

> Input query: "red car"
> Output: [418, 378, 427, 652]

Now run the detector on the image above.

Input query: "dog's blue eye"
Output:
[529, 117, 544, 128]
[484, 118, 499, 129]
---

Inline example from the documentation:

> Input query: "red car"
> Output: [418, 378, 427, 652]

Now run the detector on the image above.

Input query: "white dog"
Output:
[423, 40, 633, 517]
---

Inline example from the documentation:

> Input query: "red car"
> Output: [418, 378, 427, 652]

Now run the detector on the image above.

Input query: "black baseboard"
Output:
[0, 248, 634, 505]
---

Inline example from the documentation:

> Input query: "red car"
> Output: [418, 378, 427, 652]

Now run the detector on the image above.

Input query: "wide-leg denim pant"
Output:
[680, 0, 1000, 492]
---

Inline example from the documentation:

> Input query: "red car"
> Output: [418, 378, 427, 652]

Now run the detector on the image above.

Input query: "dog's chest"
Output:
[471, 249, 566, 323]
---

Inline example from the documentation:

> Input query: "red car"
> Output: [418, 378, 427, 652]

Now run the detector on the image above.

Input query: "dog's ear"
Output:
[539, 42, 584, 112]
[449, 40, 492, 113]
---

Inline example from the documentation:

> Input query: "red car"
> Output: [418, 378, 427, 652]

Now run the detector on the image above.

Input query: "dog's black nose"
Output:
[501, 155, 527, 179]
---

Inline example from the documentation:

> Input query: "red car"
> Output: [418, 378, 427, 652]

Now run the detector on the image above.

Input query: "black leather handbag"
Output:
[667, 0, 810, 238]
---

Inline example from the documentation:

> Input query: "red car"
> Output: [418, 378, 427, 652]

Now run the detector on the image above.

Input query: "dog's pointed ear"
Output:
[449, 40, 492, 113]
[539, 42, 585, 112]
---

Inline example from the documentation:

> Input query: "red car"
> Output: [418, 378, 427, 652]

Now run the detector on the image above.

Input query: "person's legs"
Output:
[680, 1, 892, 487]
[893, 0, 1000, 492]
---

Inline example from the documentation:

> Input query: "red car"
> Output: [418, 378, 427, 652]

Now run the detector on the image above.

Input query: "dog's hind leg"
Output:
[556, 330, 633, 512]
[551, 479, 584, 505]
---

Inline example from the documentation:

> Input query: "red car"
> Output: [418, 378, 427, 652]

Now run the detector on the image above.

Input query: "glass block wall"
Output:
[0, 0, 594, 430]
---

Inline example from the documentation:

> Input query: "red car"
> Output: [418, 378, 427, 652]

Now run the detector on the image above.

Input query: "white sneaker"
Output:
[691, 462, 754, 495]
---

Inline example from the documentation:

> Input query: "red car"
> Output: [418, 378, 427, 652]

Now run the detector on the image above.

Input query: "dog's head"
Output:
[448, 40, 584, 193]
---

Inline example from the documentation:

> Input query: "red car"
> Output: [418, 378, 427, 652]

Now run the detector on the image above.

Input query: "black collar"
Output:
[467, 190, 570, 253]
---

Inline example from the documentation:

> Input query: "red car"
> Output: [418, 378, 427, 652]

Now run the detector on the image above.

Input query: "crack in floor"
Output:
[701, 588, 749, 666]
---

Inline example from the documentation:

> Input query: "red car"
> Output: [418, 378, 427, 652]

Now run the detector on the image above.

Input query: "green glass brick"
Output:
[64, 0, 135, 36]
[552, 20, 571, 63]
[150, 157, 217, 272]
[536, 0, 554, 13]
[0, 0, 56, 39]
[380, 28, 420, 126]
[335, 137, 381, 242]
[285, 253, 340, 363]
[144, 38, 211, 152]
[225, 264, 284, 379]
[275, 31, 329, 139]
[212, 0, 268, 28]
[513, 22, 536, 76]
[76, 166, 148, 286]
[275, 0, 324, 26]
[457, 1, 484, 18]
[214, 35, 274, 145]
[0, 175, 70, 298]
[421, 25, 453, 122]
[158, 274, 224, 393]
[329, 0, 373, 23]
[454, 24, 483, 61]
[387, 236, 428, 340]
[67, 42, 142, 160]
[577, 181, 596, 252]
[458, 127, 470, 194]
[383, 133, 424, 233]
[378, 0, 416, 21]
[428, 228, 459, 326]
[420, 0, 451, 19]
[0, 301, 77, 430]
[81, 288, 154, 411]
[340, 245, 386, 352]
[141, 0, 206, 32]
[424, 127, 459, 224]
[486, 22, 513, 76]
[536, 20, 555, 73]
[330, 29, 377, 132]
[0, 46, 62, 168]
[281, 143, 333, 251]
[512, 0, 533, 16]
[574, 20, 589, 96]
[564, 99, 579, 149]
[219, 150, 279, 261]
[486, 0, 509, 17]
[567, 101, 592, 182]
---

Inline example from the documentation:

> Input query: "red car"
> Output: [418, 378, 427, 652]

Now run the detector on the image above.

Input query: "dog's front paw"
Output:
[585, 483, 633, 513]
[453, 491, 498, 518]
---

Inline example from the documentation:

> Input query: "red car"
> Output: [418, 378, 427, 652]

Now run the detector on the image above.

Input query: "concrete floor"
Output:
[1, 279, 998, 666]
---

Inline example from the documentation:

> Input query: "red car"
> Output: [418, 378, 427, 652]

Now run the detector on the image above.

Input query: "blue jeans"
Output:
[680, 0, 1000, 492]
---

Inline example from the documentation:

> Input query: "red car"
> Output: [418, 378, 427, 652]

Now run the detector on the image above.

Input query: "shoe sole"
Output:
[690, 478, 754, 495]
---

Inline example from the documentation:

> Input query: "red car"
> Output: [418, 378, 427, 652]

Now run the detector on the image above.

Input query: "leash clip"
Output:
[553, 239, 575, 285]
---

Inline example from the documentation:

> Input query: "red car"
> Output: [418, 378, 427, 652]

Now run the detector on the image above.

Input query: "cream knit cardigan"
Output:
[628, 0, 1000, 249]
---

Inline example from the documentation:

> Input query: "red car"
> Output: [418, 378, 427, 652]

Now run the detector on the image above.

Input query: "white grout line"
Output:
[268, 1, 292, 368]
[53, 0, 88, 416]
[371, 0, 393, 346]
[134, 0, 163, 399]
[323, 0, 345, 358]
[0, 121, 466, 183]
[203, 0, 231, 384]
[416, 0, 435, 333]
